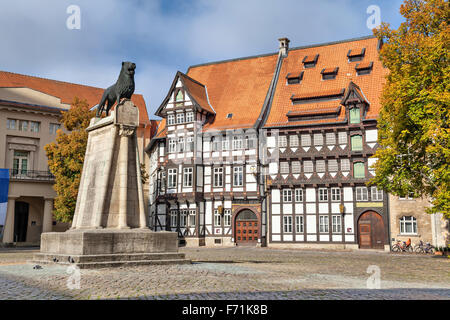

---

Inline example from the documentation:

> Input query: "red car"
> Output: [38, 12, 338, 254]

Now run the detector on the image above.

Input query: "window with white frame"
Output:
[356, 187, 368, 201]
[168, 139, 176, 153]
[176, 113, 184, 124]
[170, 210, 177, 227]
[213, 167, 223, 187]
[211, 136, 220, 151]
[316, 160, 325, 173]
[295, 216, 304, 233]
[341, 159, 350, 172]
[338, 132, 347, 144]
[222, 138, 229, 151]
[301, 134, 311, 147]
[328, 159, 338, 173]
[188, 209, 196, 227]
[331, 188, 341, 202]
[319, 188, 328, 202]
[313, 133, 323, 147]
[278, 135, 287, 147]
[186, 112, 194, 122]
[326, 132, 336, 146]
[399, 192, 415, 200]
[371, 187, 383, 201]
[168, 169, 177, 188]
[332, 215, 342, 233]
[177, 137, 185, 152]
[183, 168, 193, 187]
[180, 210, 187, 227]
[283, 215, 293, 233]
[30, 121, 40, 133]
[245, 135, 256, 149]
[291, 161, 301, 174]
[214, 209, 222, 226]
[400, 216, 417, 234]
[186, 136, 194, 151]
[319, 215, 329, 233]
[295, 189, 303, 202]
[280, 162, 289, 174]
[304, 161, 313, 173]
[289, 135, 299, 147]
[224, 209, 232, 226]
[233, 166, 243, 186]
[283, 189, 292, 202]
[167, 114, 175, 125]
[233, 136, 243, 150]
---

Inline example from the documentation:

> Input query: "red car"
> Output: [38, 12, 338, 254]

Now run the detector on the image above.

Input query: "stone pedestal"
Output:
[34, 100, 189, 268]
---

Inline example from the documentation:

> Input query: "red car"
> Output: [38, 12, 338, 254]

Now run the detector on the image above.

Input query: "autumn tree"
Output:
[370, 0, 449, 217]
[45, 97, 95, 223]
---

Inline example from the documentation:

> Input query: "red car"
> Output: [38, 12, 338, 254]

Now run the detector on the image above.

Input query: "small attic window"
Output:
[355, 62, 373, 75]
[302, 54, 319, 68]
[321, 67, 339, 80]
[286, 71, 304, 85]
[226, 113, 233, 119]
[347, 48, 366, 62]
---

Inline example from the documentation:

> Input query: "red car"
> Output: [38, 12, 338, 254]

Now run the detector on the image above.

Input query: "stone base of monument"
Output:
[33, 229, 190, 269]
[33, 100, 190, 269]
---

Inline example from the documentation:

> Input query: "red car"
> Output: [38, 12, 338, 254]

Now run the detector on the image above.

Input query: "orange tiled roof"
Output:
[303, 54, 319, 64]
[264, 36, 388, 127]
[348, 48, 365, 57]
[179, 73, 215, 114]
[291, 88, 344, 101]
[0, 70, 150, 124]
[187, 54, 279, 131]
[355, 61, 373, 70]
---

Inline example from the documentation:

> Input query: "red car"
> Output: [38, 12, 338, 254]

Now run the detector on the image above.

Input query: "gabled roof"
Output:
[264, 36, 388, 128]
[187, 53, 279, 131]
[0, 70, 150, 124]
[156, 71, 215, 116]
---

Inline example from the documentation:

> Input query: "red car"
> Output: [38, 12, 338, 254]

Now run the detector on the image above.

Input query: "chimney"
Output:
[278, 37, 290, 57]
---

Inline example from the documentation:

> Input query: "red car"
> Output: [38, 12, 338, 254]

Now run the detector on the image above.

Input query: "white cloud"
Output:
[0, 0, 402, 118]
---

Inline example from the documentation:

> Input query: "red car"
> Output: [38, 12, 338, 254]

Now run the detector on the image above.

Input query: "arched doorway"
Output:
[358, 211, 385, 249]
[14, 201, 29, 242]
[235, 209, 258, 245]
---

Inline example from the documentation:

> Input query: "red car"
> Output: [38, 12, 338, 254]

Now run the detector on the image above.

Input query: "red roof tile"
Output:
[265, 37, 388, 127]
[0, 70, 150, 124]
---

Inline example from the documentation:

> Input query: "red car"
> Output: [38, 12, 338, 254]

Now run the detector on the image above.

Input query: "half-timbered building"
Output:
[146, 35, 392, 250]
[262, 36, 390, 250]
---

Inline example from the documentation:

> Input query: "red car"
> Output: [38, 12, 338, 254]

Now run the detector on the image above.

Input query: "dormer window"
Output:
[286, 71, 304, 85]
[321, 67, 339, 80]
[302, 54, 319, 68]
[349, 107, 361, 124]
[347, 48, 366, 62]
[355, 62, 373, 76]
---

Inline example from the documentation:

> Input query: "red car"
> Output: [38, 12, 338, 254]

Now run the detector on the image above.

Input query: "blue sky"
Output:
[0, 0, 405, 119]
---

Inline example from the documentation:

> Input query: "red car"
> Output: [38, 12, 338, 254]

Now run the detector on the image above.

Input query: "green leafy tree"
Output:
[370, 0, 449, 217]
[45, 97, 95, 223]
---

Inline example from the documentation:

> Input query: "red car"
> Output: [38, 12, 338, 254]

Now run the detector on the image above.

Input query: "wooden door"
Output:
[358, 211, 385, 249]
[235, 209, 258, 245]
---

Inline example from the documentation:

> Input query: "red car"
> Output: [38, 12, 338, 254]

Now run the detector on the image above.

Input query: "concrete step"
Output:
[31, 258, 191, 269]
[34, 252, 186, 263]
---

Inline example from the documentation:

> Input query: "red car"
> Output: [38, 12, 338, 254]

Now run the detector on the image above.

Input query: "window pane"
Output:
[354, 162, 365, 178]
[351, 135, 363, 151]
[350, 108, 360, 124]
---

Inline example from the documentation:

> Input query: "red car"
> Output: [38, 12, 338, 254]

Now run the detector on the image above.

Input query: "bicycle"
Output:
[414, 240, 435, 254]
[391, 239, 413, 253]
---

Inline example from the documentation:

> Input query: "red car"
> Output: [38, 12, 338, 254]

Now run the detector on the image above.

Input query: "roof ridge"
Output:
[187, 35, 376, 71]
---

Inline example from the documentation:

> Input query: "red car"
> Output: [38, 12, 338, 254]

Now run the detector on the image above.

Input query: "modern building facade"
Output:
[0, 71, 153, 245]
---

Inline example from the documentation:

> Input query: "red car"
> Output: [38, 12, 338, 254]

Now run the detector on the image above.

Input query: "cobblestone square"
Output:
[0, 247, 448, 300]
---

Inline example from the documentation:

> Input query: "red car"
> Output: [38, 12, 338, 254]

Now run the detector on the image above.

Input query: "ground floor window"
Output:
[319, 215, 329, 233]
[283, 215, 293, 233]
[180, 210, 187, 227]
[295, 215, 304, 233]
[214, 209, 221, 227]
[224, 209, 231, 226]
[332, 215, 342, 233]
[170, 210, 177, 227]
[188, 209, 196, 227]
[400, 216, 417, 235]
